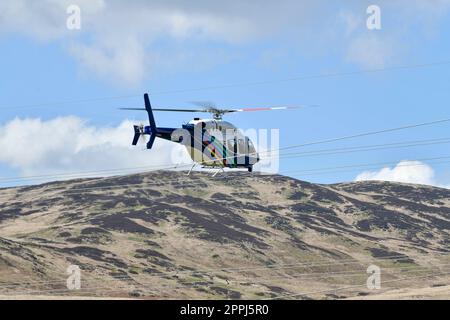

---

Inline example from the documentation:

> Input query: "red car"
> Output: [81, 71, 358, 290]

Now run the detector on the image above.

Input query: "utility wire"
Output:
[268, 271, 450, 300]
[2, 260, 435, 290]
[2, 262, 448, 297]
[281, 156, 450, 174]
[1, 116, 450, 186]
[3, 267, 449, 298]
[0, 254, 433, 288]
[1, 155, 449, 201]
[1, 135, 448, 184]
[281, 159, 450, 179]
[277, 138, 450, 159]
[1, 59, 450, 110]
[272, 118, 450, 153]
[0, 155, 446, 192]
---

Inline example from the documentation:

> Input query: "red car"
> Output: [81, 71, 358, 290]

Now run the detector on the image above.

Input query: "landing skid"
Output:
[186, 164, 253, 176]
[186, 163, 196, 176]
[212, 167, 225, 177]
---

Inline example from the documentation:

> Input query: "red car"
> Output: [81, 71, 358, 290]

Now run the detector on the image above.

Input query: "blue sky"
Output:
[1, 0, 450, 187]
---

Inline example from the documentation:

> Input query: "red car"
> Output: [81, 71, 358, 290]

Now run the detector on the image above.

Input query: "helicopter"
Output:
[121, 93, 298, 173]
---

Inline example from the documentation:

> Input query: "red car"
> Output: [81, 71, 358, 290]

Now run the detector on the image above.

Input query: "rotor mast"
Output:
[210, 109, 226, 120]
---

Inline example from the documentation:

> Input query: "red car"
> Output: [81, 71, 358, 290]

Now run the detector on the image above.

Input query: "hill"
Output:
[0, 171, 449, 299]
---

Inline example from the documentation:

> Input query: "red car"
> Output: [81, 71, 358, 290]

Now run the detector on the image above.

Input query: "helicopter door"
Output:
[243, 137, 251, 167]
[233, 138, 238, 166]
[235, 138, 248, 167]
[226, 137, 238, 167]
[246, 137, 257, 165]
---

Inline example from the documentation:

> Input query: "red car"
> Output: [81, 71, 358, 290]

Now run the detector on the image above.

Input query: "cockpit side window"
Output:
[227, 138, 236, 153]
[238, 139, 246, 153]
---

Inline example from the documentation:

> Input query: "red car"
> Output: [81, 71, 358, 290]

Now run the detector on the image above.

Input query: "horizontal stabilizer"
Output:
[132, 125, 141, 146]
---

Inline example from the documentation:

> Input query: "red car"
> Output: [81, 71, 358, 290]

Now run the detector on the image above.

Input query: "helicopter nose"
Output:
[249, 153, 259, 165]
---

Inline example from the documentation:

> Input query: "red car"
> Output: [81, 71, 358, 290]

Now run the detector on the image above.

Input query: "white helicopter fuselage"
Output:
[181, 118, 259, 169]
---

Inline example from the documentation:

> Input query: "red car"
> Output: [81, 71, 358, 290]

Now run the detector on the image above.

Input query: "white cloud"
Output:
[1, 1, 450, 84]
[0, 0, 105, 40]
[68, 39, 147, 86]
[0, 117, 192, 180]
[339, 10, 363, 37]
[345, 34, 395, 68]
[333, 1, 450, 68]
[355, 160, 449, 188]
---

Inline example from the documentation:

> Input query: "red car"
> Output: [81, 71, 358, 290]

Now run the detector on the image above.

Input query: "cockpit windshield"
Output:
[217, 121, 237, 130]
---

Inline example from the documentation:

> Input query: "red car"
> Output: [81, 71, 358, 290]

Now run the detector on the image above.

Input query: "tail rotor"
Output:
[132, 123, 149, 147]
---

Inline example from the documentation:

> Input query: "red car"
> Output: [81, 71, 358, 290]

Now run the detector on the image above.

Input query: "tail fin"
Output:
[144, 93, 157, 149]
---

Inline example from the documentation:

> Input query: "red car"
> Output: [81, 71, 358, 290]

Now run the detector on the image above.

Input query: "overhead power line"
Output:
[2, 136, 450, 185]
[0, 116, 448, 191]
[281, 156, 450, 176]
[1, 59, 450, 110]
[0, 155, 449, 202]
[269, 271, 450, 300]
[277, 137, 450, 159]
[0, 253, 425, 289]
[3, 266, 449, 298]
[272, 117, 450, 153]
[0, 115, 449, 185]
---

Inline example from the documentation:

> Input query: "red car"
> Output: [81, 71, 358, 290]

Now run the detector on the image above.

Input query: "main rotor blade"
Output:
[225, 106, 309, 113]
[190, 101, 216, 108]
[221, 105, 317, 113]
[119, 107, 206, 112]
[119, 104, 312, 114]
